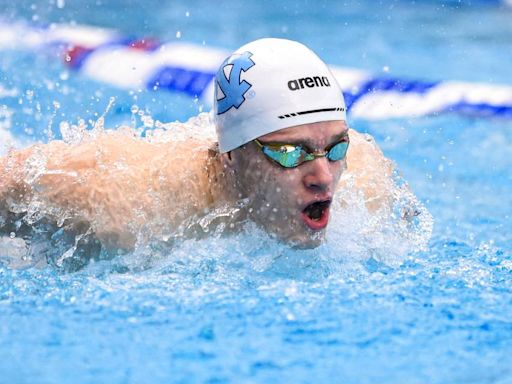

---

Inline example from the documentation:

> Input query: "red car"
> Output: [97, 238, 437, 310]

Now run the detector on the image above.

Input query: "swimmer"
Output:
[0, 38, 397, 255]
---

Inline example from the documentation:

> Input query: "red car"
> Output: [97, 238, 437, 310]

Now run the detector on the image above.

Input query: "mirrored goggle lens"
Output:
[262, 146, 304, 168]
[326, 141, 349, 161]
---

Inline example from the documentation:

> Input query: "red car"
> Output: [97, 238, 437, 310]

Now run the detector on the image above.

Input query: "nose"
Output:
[302, 157, 334, 192]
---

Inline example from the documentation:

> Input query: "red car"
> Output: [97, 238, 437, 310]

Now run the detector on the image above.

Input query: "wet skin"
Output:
[220, 120, 349, 248]
[0, 121, 394, 252]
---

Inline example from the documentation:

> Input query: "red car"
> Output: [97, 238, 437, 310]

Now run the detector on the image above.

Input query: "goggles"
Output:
[253, 137, 349, 168]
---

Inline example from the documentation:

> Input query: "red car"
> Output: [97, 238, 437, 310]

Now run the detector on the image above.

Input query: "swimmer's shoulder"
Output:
[342, 129, 396, 212]
[347, 128, 393, 176]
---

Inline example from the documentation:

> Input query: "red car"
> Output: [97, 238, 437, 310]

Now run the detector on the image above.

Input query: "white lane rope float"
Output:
[0, 21, 511, 120]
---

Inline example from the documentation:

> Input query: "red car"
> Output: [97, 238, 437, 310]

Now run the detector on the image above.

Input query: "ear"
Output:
[220, 151, 233, 166]
[218, 151, 237, 178]
[220, 146, 248, 174]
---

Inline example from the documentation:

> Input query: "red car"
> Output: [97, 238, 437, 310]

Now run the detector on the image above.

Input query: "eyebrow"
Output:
[261, 129, 349, 150]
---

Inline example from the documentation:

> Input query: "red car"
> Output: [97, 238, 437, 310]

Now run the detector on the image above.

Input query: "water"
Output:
[1, 1, 512, 383]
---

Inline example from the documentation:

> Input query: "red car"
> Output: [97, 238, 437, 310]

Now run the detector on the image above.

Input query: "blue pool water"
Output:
[1, 1, 512, 383]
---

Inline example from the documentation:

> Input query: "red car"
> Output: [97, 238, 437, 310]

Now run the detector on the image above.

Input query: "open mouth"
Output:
[301, 200, 331, 230]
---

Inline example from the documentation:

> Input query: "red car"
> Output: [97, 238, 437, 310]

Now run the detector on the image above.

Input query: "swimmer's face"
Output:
[224, 120, 348, 247]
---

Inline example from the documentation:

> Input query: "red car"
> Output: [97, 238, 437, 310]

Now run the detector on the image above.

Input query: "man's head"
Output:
[213, 38, 348, 247]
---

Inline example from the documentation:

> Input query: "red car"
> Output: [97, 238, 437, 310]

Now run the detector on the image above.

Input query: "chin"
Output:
[277, 228, 326, 249]
[254, 215, 327, 249]
[292, 233, 325, 249]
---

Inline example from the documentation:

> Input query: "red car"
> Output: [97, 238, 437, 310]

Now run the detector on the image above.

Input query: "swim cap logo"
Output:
[215, 51, 255, 115]
[287, 76, 331, 91]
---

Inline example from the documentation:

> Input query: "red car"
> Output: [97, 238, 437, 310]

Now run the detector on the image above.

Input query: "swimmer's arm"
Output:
[0, 133, 213, 250]
[0, 137, 141, 249]
[0, 147, 33, 221]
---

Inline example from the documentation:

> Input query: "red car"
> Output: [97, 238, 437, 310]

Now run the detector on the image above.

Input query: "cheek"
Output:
[237, 159, 279, 196]
[264, 170, 304, 209]
[247, 165, 302, 203]
[280, 172, 303, 190]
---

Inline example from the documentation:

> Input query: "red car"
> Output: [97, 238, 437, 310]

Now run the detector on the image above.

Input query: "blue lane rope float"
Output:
[0, 21, 511, 120]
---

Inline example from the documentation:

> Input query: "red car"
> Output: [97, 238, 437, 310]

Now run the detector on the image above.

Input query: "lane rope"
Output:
[0, 20, 511, 120]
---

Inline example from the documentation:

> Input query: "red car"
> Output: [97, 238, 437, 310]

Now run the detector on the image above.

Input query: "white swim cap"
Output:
[213, 38, 347, 153]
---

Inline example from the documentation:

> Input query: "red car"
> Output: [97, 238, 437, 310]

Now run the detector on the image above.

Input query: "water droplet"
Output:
[141, 114, 154, 128]
[56, 0, 65, 9]
[9, 232, 15, 239]
[176, 30, 182, 39]
[130, 105, 139, 114]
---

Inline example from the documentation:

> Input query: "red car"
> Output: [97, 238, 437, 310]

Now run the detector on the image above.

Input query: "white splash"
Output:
[1, 110, 431, 274]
